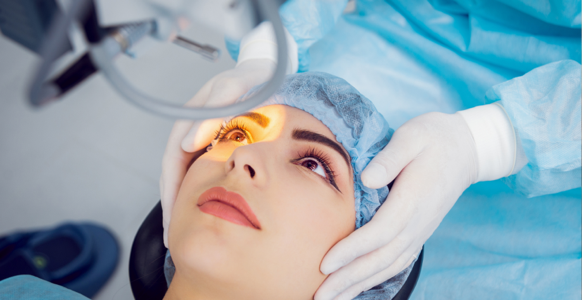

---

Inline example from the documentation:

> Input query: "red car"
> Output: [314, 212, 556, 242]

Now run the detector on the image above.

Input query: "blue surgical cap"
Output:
[245, 72, 394, 228]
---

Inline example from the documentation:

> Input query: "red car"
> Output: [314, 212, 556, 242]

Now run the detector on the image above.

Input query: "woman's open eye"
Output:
[215, 119, 253, 145]
[297, 157, 327, 179]
[224, 130, 248, 144]
[292, 147, 340, 192]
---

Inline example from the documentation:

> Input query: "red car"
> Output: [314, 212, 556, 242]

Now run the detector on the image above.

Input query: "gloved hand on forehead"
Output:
[315, 111, 482, 300]
[160, 22, 298, 247]
[315, 103, 527, 300]
[315, 60, 582, 300]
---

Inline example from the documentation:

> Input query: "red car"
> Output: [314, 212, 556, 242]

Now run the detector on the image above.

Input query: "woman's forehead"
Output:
[249, 105, 352, 169]
[251, 105, 336, 139]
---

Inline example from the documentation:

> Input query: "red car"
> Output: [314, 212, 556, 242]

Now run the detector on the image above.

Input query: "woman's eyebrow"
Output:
[235, 112, 270, 128]
[292, 129, 350, 167]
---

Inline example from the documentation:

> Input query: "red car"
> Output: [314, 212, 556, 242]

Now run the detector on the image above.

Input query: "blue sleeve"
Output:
[479, 0, 581, 28]
[226, 0, 348, 72]
[388, 0, 580, 74]
[485, 60, 581, 197]
[0, 275, 90, 300]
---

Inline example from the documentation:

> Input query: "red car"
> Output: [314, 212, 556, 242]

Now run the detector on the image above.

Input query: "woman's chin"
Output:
[172, 231, 237, 281]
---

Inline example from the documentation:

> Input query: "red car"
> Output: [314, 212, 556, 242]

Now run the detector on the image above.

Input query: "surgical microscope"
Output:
[0, 0, 288, 120]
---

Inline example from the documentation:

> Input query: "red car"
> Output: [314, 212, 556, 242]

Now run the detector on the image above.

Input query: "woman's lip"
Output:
[197, 187, 261, 230]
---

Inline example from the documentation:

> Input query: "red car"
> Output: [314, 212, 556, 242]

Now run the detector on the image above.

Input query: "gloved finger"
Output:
[330, 252, 418, 300]
[316, 245, 419, 300]
[160, 155, 191, 247]
[162, 76, 216, 166]
[160, 161, 193, 247]
[160, 118, 202, 247]
[180, 74, 254, 152]
[160, 74, 235, 247]
[317, 235, 415, 299]
[386, 149, 460, 229]
[162, 120, 222, 247]
[320, 188, 418, 275]
[161, 120, 198, 199]
[321, 149, 439, 275]
[205, 77, 249, 107]
[361, 126, 426, 189]
[181, 118, 224, 152]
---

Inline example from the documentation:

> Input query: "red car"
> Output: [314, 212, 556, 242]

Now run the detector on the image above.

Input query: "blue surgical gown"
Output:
[228, 0, 582, 298]
[0, 275, 89, 299]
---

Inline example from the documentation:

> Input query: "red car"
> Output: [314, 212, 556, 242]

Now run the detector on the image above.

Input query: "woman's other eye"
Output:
[291, 147, 340, 192]
[297, 158, 327, 179]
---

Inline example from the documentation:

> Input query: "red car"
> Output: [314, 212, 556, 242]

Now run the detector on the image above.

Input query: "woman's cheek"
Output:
[187, 157, 223, 184]
[288, 184, 353, 247]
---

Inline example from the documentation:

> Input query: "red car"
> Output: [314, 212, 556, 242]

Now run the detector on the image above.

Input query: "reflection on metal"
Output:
[173, 36, 221, 61]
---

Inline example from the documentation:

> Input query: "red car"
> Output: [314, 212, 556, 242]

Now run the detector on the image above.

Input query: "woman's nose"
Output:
[225, 145, 268, 186]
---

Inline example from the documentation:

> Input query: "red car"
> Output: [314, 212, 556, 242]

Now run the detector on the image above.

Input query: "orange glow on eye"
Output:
[227, 131, 247, 142]
[205, 105, 288, 161]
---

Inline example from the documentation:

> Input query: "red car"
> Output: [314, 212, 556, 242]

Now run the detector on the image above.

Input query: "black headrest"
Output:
[129, 202, 167, 300]
[129, 201, 423, 300]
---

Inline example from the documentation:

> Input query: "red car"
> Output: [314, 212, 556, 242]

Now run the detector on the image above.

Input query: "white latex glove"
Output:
[315, 104, 527, 300]
[160, 22, 298, 247]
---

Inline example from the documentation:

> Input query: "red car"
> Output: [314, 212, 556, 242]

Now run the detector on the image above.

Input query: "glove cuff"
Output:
[236, 22, 298, 74]
[457, 103, 518, 182]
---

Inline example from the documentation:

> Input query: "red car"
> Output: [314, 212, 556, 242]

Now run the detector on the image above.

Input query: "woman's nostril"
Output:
[245, 165, 256, 178]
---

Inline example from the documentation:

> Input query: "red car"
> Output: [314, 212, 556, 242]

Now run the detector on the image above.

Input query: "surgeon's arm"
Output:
[486, 59, 581, 197]
[314, 60, 581, 299]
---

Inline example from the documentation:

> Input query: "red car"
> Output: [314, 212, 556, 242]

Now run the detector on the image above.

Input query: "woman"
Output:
[164, 71, 414, 300]
[160, 2, 581, 297]
[0, 72, 416, 299]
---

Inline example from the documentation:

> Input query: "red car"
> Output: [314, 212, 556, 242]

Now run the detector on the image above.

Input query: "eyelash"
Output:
[292, 147, 339, 191]
[214, 119, 252, 143]
[213, 121, 340, 191]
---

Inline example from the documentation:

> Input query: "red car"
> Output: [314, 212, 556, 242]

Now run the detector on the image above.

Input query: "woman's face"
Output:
[169, 105, 355, 300]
